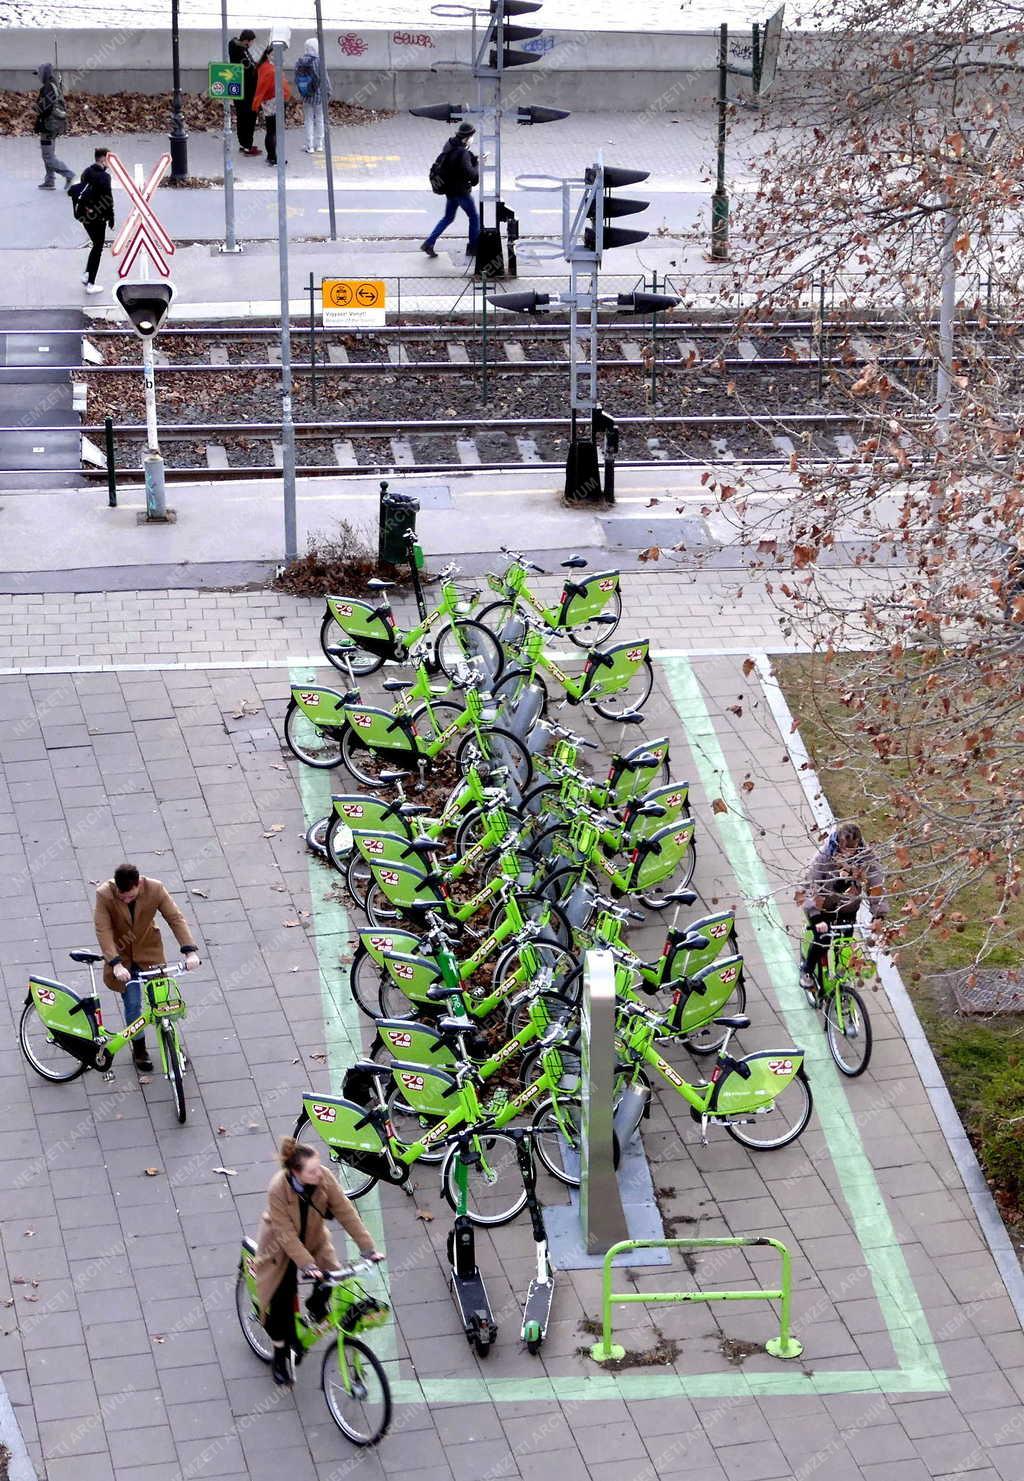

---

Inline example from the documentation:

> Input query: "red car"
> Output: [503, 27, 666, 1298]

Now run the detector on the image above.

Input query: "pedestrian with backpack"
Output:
[34, 63, 74, 191]
[295, 38, 328, 154]
[420, 122, 480, 261]
[69, 147, 115, 296]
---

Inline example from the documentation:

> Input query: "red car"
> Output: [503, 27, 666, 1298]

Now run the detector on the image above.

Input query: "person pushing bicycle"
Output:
[253, 1138, 384, 1387]
[799, 823, 887, 997]
[93, 863, 201, 1072]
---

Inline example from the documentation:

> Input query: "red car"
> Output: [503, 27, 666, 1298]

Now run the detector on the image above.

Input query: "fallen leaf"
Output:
[262, 824, 286, 838]
[192, 888, 209, 899]
[212, 1166, 237, 1177]
[271, 763, 288, 772]
[283, 919, 301, 928]
[415, 1209, 434, 1222]
[138, 1075, 152, 1085]
[309, 1051, 327, 1062]
[152, 1334, 166, 1343]
[742, 658, 756, 678]
[144, 1167, 161, 1178]
[23, 1231, 35, 1238]
[11, 1278, 25, 1285]
[23, 1294, 39, 1303]
[741, 779, 755, 793]
[711, 799, 728, 815]
[217, 1125, 228, 1136]
[2, 1299, 12, 1308]
[638, 545, 661, 562]
[646, 497, 660, 508]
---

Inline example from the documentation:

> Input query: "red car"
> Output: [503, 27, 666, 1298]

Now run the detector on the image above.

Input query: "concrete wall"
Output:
[0, 23, 803, 109]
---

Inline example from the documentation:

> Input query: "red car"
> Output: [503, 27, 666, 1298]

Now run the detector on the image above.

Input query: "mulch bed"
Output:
[3, 90, 390, 136]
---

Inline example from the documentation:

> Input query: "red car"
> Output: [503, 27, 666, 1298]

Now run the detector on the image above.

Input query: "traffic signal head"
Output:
[409, 103, 465, 122]
[615, 292, 681, 315]
[488, 291, 551, 314]
[516, 106, 570, 124]
[489, 0, 545, 70]
[583, 162, 653, 255]
[115, 281, 174, 337]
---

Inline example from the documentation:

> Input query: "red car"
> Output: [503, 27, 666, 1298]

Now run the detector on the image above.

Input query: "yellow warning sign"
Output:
[321, 279, 387, 326]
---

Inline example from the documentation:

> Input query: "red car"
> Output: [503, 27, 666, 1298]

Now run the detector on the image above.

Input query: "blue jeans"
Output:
[120, 971, 144, 1040]
[425, 193, 479, 251]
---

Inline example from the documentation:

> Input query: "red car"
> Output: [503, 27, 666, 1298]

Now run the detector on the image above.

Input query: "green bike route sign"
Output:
[208, 62, 244, 100]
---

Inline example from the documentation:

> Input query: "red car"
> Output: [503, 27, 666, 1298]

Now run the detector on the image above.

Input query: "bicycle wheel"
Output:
[440, 1131, 528, 1226]
[364, 880, 409, 928]
[488, 892, 572, 951]
[306, 815, 330, 858]
[724, 1068, 813, 1151]
[476, 599, 520, 645]
[292, 1108, 381, 1199]
[322, 1335, 392, 1446]
[637, 839, 697, 910]
[345, 849, 373, 910]
[341, 726, 416, 789]
[18, 1001, 89, 1082]
[566, 588, 623, 650]
[285, 699, 344, 770]
[381, 1083, 446, 1165]
[540, 862, 601, 920]
[499, 963, 579, 1038]
[320, 611, 384, 677]
[435, 618, 504, 686]
[326, 812, 356, 873]
[161, 1023, 187, 1124]
[410, 701, 463, 746]
[677, 973, 747, 1057]
[491, 668, 550, 718]
[235, 1270, 274, 1362]
[592, 655, 655, 721]
[824, 985, 873, 1077]
[454, 805, 524, 856]
[456, 726, 533, 790]
[349, 943, 388, 1019]
[531, 1097, 583, 1186]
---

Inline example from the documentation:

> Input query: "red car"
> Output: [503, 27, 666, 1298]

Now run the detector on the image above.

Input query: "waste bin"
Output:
[378, 481, 419, 567]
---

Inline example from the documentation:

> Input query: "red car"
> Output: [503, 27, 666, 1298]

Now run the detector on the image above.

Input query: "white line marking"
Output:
[316, 208, 427, 214]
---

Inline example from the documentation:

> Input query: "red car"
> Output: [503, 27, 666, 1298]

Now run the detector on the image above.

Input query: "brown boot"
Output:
[132, 1036, 154, 1072]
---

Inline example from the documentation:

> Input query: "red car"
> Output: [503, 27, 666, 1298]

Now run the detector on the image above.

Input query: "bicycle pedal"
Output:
[102, 1071, 116, 1083]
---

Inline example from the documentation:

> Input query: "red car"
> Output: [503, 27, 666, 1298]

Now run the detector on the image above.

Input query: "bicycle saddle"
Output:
[594, 613, 618, 625]
[406, 838, 442, 856]
[426, 984, 464, 1000]
[437, 1017, 477, 1036]
[69, 949, 103, 964]
[678, 931, 709, 951]
[379, 770, 410, 783]
[382, 679, 412, 693]
[714, 1014, 750, 1030]
[616, 711, 645, 725]
[366, 578, 394, 591]
[635, 801, 666, 818]
[561, 555, 588, 569]
[341, 689, 360, 704]
[397, 802, 431, 817]
[663, 888, 698, 906]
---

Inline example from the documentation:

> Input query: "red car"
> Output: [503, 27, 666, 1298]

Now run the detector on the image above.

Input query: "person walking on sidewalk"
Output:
[254, 1138, 384, 1387]
[73, 146, 114, 295]
[34, 63, 74, 190]
[93, 864, 202, 1072]
[798, 822, 887, 996]
[295, 38, 328, 154]
[420, 122, 480, 260]
[252, 47, 291, 167]
[228, 28, 261, 154]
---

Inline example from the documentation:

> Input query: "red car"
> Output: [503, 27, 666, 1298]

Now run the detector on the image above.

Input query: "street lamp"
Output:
[270, 24, 298, 564]
[169, 0, 189, 181]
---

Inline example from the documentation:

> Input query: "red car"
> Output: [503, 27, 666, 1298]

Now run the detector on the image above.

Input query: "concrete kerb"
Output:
[755, 652, 1024, 1331]
[0, 1380, 39, 1481]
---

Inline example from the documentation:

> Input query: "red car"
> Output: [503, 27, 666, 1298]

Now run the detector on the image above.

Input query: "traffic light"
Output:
[488, 291, 551, 313]
[583, 164, 651, 256]
[115, 282, 174, 338]
[409, 103, 466, 122]
[489, 0, 544, 71]
[615, 292, 680, 315]
[516, 106, 570, 125]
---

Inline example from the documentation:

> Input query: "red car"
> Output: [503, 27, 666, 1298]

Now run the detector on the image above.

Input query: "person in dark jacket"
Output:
[420, 122, 480, 259]
[34, 63, 74, 190]
[76, 147, 115, 294]
[228, 28, 261, 154]
[799, 822, 887, 994]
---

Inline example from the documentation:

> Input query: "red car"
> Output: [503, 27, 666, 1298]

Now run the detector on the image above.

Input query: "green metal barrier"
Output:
[589, 1236, 803, 1362]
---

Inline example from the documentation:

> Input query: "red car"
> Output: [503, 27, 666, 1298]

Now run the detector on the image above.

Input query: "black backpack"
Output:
[429, 148, 450, 195]
[68, 179, 92, 222]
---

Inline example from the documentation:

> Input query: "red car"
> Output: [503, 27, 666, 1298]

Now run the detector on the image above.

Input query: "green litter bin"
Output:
[378, 481, 419, 567]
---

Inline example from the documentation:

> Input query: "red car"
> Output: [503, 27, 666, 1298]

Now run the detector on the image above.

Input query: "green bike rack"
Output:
[589, 1236, 803, 1363]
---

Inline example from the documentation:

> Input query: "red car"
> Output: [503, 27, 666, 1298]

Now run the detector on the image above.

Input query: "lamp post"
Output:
[169, 0, 189, 181]
[710, 22, 729, 261]
[271, 27, 298, 564]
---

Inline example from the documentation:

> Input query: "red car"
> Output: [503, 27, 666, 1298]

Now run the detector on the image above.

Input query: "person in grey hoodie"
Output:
[799, 822, 887, 993]
[34, 63, 75, 190]
[295, 37, 329, 154]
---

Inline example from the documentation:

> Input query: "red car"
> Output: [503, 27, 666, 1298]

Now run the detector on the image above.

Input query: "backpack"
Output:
[68, 179, 92, 222]
[295, 55, 317, 98]
[429, 148, 450, 195]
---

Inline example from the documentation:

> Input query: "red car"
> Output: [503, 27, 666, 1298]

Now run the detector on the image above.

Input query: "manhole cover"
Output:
[950, 970, 1024, 1015]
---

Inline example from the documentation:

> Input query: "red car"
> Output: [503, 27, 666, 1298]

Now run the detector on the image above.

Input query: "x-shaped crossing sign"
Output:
[109, 152, 176, 279]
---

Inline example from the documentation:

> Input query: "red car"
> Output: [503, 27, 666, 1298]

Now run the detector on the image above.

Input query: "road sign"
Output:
[108, 153, 176, 280]
[321, 279, 387, 327]
[208, 61, 244, 99]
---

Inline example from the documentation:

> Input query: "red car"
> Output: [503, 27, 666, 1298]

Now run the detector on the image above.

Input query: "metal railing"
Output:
[589, 1236, 803, 1363]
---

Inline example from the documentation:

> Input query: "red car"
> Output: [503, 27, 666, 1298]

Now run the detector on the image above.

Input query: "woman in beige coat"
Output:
[255, 1138, 383, 1386]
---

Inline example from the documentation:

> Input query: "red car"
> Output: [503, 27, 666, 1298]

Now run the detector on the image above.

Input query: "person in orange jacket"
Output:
[252, 47, 291, 166]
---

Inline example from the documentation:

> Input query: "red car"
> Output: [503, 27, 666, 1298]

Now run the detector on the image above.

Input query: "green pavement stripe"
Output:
[661, 656, 946, 1392]
[291, 668, 396, 1366]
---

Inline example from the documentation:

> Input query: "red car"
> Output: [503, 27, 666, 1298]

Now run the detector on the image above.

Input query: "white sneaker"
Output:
[303, 146, 315, 154]
[84, 283, 104, 295]
[81, 272, 90, 285]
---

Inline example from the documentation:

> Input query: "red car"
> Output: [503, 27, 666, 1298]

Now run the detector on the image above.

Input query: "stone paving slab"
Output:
[0, 647, 1020, 1481]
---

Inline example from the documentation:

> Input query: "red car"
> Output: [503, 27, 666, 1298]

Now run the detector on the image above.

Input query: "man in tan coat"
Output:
[94, 863, 201, 1071]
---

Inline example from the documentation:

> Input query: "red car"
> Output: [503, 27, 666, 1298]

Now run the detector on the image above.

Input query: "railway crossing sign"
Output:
[109, 153, 176, 280]
[321, 278, 386, 327]
[208, 61, 244, 99]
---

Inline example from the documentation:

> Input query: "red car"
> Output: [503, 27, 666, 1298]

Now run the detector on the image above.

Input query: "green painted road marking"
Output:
[661, 656, 946, 1392]
[295, 658, 946, 1403]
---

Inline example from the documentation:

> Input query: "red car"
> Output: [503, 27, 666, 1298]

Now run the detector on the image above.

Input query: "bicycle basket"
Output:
[146, 977, 186, 1016]
[332, 1279, 390, 1333]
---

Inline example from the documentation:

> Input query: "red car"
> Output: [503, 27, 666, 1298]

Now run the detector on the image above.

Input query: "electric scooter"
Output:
[509, 1128, 555, 1354]
[447, 1130, 498, 1358]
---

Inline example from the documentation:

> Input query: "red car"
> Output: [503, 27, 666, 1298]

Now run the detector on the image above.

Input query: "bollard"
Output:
[104, 417, 117, 507]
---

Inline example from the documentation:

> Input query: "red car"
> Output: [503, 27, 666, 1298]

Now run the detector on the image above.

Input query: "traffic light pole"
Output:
[219, 0, 238, 253]
[273, 36, 299, 565]
[711, 22, 729, 261]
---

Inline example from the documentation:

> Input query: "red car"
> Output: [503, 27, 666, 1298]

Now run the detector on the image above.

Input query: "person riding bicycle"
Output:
[254, 1138, 383, 1388]
[93, 864, 201, 1072]
[799, 822, 887, 996]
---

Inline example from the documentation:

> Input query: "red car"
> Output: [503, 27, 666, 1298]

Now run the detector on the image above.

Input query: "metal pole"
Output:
[169, 0, 189, 181]
[314, 0, 337, 243]
[481, 279, 489, 404]
[142, 337, 167, 520]
[650, 268, 658, 405]
[309, 271, 317, 408]
[274, 39, 298, 563]
[579, 950, 628, 1254]
[711, 22, 729, 261]
[220, 0, 237, 252]
[143, 338, 159, 452]
[104, 416, 117, 507]
[936, 196, 956, 439]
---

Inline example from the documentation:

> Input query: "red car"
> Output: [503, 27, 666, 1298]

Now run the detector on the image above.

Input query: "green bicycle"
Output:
[236, 1247, 391, 1445]
[800, 921, 874, 1076]
[477, 547, 622, 650]
[538, 809, 697, 911]
[321, 535, 502, 682]
[20, 955, 192, 1124]
[491, 616, 655, 721]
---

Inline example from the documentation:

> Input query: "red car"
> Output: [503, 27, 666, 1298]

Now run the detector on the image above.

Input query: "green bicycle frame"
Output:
[547, 813, 697, 899]
[486, 559, 621, 635]
[352, 804, 512, 885]
[506, 628, 651, 707]
[325, 546, 473, 659]
[26, 971, 186, 1071]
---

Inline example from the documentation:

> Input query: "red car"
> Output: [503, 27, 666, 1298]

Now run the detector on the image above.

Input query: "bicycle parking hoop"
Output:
[589, 1236, 803, 1363]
